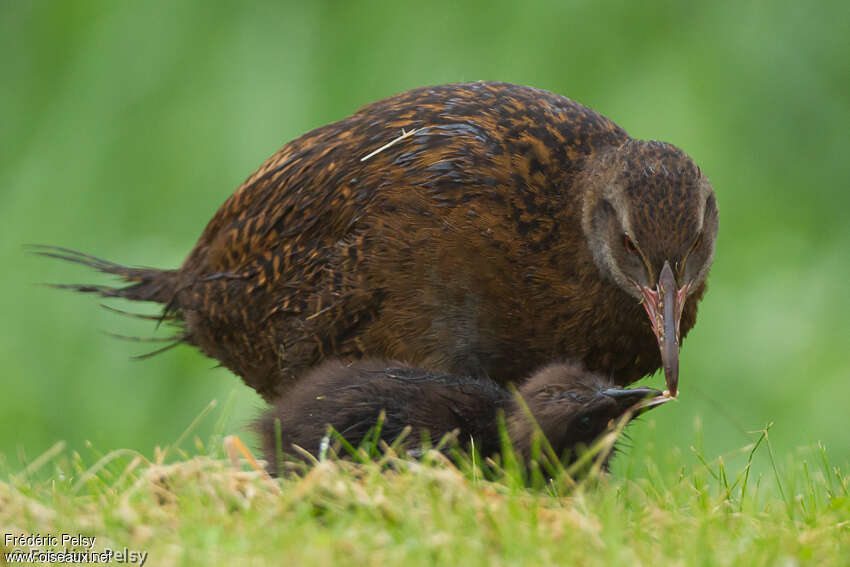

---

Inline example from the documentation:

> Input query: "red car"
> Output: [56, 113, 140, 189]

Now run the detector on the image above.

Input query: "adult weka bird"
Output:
[40, 82, 718, 399]
[256, 359, 670, 474]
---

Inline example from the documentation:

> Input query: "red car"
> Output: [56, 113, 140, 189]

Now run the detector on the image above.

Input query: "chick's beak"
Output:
[638, 261, 689, 397]
[602, 387, 672, 416]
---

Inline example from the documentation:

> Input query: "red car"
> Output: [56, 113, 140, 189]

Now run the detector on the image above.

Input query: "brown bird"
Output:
[256, 359, 670, 475]
[256, 359, 672, 473]
[39, 82, 718, 399]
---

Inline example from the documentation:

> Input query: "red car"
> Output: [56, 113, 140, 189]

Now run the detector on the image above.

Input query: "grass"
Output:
[2, 408, 848, 566]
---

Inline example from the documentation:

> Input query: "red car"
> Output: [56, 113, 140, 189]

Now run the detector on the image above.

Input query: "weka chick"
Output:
[256, 359, 670, 475]
[41, 82, 718, 399]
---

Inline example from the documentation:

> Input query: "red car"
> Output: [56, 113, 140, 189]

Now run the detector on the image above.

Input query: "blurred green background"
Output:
[2, 1, 848, 475]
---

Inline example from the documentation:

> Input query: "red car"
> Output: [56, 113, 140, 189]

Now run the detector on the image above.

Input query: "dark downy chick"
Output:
[256, 359, 670, 475]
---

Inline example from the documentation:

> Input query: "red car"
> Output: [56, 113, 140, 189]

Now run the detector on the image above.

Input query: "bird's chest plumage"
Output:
[350, 198, 660, 386]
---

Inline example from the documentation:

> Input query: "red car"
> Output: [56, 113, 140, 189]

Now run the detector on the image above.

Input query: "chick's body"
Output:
[257, 359, 668, 474]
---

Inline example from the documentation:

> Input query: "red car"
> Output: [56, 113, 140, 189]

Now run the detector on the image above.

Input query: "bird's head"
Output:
[581, 139, 718, 397]
[508, 361, 671, 463]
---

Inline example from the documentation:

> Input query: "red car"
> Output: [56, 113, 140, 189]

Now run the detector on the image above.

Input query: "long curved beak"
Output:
[637, 261, 689, 397]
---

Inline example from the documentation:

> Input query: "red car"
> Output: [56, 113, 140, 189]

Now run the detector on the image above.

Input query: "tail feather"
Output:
[131, 339, 186, 360]
[102, 330, 191, 359]
[34, 245, 189, 359]
[101, 331, 184, 343]
[98, 303, 166, 321]
[31, 245, 180, 305]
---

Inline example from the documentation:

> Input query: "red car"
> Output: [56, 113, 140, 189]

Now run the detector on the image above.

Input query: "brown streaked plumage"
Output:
[256, 359, 669, 475]
[40, 82, 718, 399]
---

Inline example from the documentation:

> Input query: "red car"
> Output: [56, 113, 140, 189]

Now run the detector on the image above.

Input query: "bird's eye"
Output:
[624, 235, 639, 256]
[691, 233, 703, 253]
[576, 415, 593, 433]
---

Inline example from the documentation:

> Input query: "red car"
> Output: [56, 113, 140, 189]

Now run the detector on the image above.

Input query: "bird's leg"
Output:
[223, 434, 279, 491]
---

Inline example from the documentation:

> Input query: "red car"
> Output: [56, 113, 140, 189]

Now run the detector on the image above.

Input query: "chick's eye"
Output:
[576, 415, 593, 433]
[624, 235, 639, 255]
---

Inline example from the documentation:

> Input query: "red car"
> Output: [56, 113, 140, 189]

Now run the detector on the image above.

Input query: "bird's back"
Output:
[175, 83, 631, 399]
